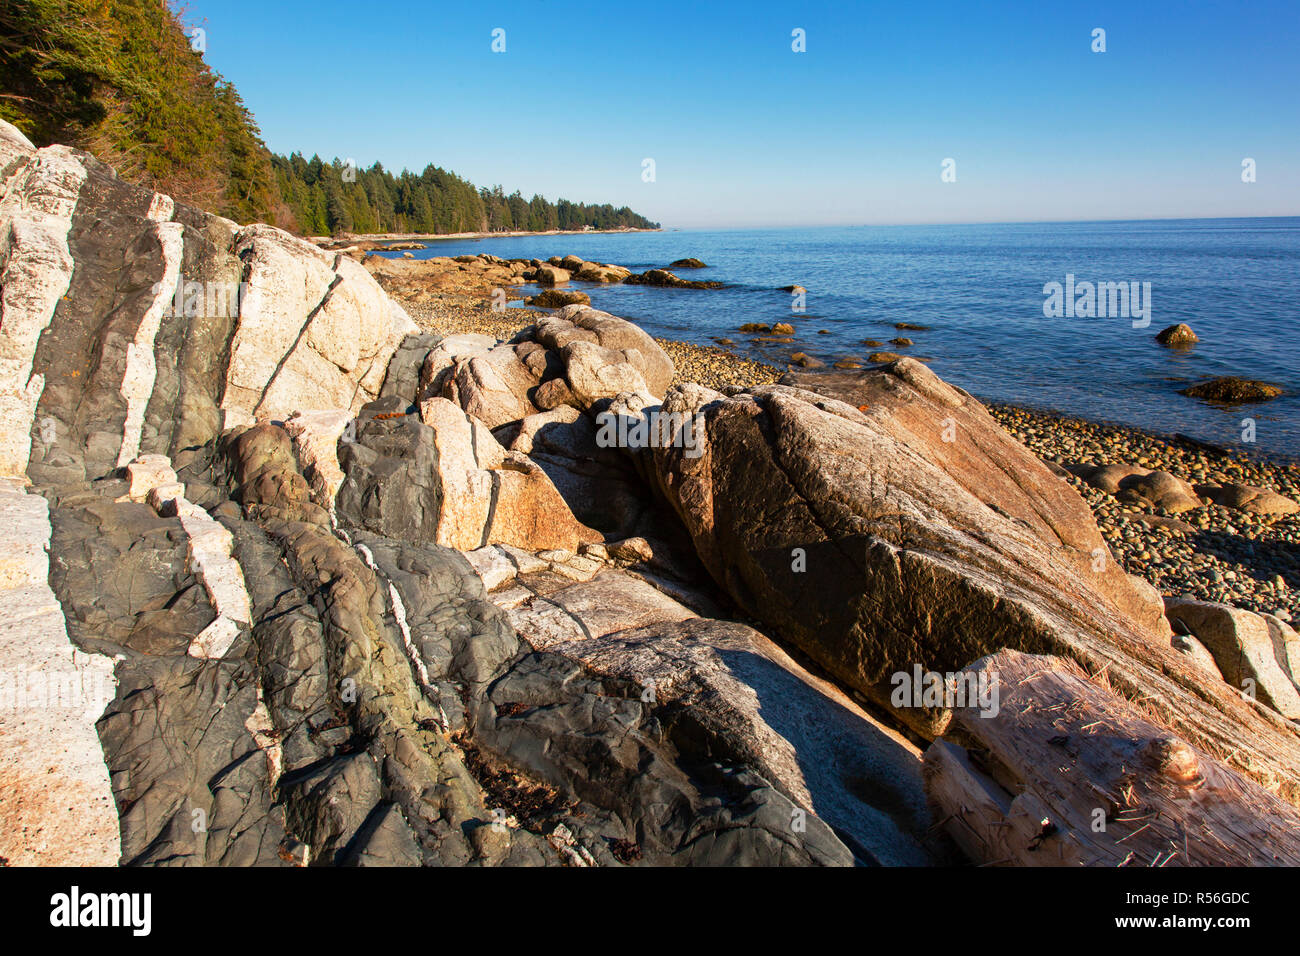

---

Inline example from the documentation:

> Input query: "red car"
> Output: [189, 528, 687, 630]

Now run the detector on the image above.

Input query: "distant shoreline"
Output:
[314, 227, 660, 249]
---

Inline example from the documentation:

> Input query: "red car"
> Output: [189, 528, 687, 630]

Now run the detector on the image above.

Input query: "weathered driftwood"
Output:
[923, 649, 1300, 866]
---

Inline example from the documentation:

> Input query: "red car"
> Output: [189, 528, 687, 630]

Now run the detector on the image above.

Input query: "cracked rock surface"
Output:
[7, 118, 1295, 868]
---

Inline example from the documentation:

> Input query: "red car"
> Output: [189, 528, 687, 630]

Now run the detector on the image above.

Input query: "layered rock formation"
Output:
[629, 363, 1300, 804]
[4, 120, 1296, 867]
[1, 121, 935, 866]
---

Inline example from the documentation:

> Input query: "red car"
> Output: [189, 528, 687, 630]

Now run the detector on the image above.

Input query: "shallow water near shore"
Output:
[377, 218, 1300, 460]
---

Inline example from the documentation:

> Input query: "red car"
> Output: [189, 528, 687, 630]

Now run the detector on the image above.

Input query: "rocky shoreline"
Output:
[988, 404, 1299, 621]
[4, 123, 1299, 868]
[399, 292, 1299, 624]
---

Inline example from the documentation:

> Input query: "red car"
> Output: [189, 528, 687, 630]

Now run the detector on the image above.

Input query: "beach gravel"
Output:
[398, 285, 1297, 624]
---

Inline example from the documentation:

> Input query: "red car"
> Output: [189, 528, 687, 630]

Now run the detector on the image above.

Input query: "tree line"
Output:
[273, 155, 657, 236]
[1, 0, 658, 235]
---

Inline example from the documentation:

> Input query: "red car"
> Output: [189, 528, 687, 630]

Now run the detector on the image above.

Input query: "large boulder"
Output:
[502, 405, 659, 539]
[534, 305, 674, 400]
[634, 361, 1300, 803]
[526, 289, 590, 308]
[534, 264, 570, 286]
[473, 552, 947, 865]
[1194, 482, 1299, 516]
[1164, 596, 1300, 718]
[225, 227, 415, 418]
[335, 395, 599, 554]
[1067, 463, 1204, 513]
[417, 332, 496, 400]
[439, 347, 541, 428]
[562, 341, 655, 408]
[572, 262, 631, 283]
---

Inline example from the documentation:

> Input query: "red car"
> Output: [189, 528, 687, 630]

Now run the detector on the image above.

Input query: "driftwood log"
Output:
[923, 649, 1300, 866]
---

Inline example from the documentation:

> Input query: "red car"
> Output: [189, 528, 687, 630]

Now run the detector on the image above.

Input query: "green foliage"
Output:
[1, 0, 659, 236]
[269, 156, 658, 237]
[1, 0, 284, 221]
[0, 0, 119, 142]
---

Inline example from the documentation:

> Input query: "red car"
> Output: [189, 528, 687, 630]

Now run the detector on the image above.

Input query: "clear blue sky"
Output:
[189, 0, 1300, 227]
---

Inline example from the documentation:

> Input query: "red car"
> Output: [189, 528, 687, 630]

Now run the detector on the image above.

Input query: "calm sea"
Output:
[377, 219, 1300, 460]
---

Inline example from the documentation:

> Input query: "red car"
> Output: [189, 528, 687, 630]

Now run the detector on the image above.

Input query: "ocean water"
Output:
[377, 219, 1300, 460]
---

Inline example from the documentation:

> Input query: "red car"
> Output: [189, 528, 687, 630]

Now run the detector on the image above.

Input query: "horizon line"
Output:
[654, 213, 1300, 231]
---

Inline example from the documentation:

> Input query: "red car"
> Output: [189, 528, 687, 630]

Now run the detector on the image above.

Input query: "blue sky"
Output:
[189, 0, 1300, 227]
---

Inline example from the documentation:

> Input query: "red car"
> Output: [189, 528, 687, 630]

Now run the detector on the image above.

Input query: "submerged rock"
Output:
[789, 352, 823, 368]
[1155, 322, 1198, 345]
[625, 269, 723, 289]
[1181, 376, 1282, 403]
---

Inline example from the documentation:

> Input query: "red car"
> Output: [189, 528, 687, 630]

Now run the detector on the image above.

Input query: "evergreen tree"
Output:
[0, 0, 661, 235]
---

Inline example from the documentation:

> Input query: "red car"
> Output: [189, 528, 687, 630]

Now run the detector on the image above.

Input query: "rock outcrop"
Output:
[5, 118, 1297, 867]
[2, 119, 901, 867]
[1164, 596, 1300, 719]
[0, 479, 119, 865]
[1067, 463, 1204, 513]
[466, 546, 954, 865]
[632, 362, 1300, 803]
[0, 121, 415, 490]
